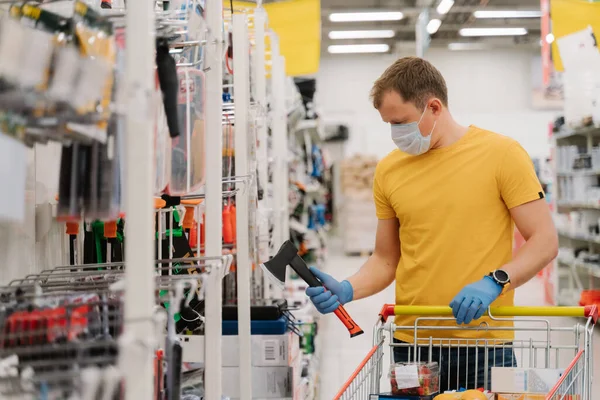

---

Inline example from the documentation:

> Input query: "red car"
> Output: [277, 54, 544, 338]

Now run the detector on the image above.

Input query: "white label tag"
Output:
[394, 365, 420, 390]
[263, 340, 277, 362]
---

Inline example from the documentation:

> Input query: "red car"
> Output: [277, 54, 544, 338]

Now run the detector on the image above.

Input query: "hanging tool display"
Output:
[222, 121, 236, 245]
[66, 221, 80, 266]
[171, 68, 206, 195]
[156, 38, 181, 139]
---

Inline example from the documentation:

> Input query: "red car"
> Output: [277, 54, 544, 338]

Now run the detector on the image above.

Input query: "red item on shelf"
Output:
[189, 225, 198, 249]
[66, 221, 79, 235]
[200, 213, 205, 254]
[222, 205, 234, 244]
[230, 203, 236, 244]
[3, 305, 91, 348]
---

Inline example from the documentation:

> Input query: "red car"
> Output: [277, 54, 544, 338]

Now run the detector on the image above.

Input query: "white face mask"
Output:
[391, 105, 437, 155]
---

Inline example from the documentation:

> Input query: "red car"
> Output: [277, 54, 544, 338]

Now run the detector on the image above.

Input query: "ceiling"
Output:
[321, 0, 544, 53]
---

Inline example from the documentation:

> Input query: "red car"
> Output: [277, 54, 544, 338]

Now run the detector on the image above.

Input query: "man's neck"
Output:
[430, 116, 469, 150]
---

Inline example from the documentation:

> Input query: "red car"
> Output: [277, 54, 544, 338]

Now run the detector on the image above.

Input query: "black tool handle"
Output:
[290, 255, 321, 287]
[166, 341, 182, 400]
[291, 255, 364, 338]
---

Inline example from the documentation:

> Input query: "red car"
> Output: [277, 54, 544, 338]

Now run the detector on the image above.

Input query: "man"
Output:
[306, 57, 558, 391]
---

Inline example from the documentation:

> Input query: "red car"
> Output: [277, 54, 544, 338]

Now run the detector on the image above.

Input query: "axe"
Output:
[262, 240, 364, 338]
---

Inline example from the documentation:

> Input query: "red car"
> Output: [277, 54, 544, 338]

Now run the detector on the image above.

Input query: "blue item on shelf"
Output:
[222, 317, 288, 335]
[311, 144, 323, 178]
[316, 204, 326, 226]
[307, 205, 317, 230]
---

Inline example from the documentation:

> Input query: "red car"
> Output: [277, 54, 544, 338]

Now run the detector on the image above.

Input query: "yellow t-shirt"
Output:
[373, 126, 543, 343]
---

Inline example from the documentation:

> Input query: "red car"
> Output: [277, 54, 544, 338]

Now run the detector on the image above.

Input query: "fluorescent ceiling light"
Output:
[459, 27, 528, 36]
[328, 30, 395, 40]
[436, 0, 454, 15]
[545, 33, 555, 43]
[427, 19, 442, 34]
[328, 11, 403, 22]
[327, 44, 390, 54]
[448, 42, 488, 51]
[473, 10, 542, 19]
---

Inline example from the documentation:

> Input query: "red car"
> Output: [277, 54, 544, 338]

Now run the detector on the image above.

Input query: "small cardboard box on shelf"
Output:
[491, 367, 563, 394]
[179, 331, 300, 367]
[222, 365, 293, 398]
[222, 331, 300, 367]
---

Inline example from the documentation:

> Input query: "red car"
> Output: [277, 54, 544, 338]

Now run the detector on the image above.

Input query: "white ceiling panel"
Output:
[321, 0, 543, 52]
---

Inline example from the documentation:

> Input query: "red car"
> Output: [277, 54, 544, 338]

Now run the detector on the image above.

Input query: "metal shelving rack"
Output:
[120, 0, 237, 397]
[233, 11, 253, 398]
[553, 126, 600, 307]
[0, 0, 294, 396]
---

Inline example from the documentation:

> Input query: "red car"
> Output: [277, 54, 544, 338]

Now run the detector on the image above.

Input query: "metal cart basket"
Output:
[334, 304, 598, 400]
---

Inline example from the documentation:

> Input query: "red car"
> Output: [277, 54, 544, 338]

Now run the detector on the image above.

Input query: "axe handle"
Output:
[334, 306, 364, 338]
[291, 256, 364, 338]
[290, 255, 322, 286]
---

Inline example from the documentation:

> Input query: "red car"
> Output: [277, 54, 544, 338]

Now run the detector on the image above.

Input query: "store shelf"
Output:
[558, 230, 600, 244]
[288, 104, 307, 131]
[296, 120, 324, 143]
[557, 257, 600, 278]
[556, 170, 600, 177]
[553, 126, 600, 141]
[556, 202, 600, 211]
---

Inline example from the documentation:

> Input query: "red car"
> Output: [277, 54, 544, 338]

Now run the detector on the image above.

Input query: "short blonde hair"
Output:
[370, 56, 448, 109]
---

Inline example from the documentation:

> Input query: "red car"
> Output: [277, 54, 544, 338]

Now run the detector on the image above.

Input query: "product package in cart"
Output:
[389, 362, 440, 396]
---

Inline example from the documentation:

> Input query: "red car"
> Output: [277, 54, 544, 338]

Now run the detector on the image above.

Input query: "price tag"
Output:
[394, 364, 420, 390]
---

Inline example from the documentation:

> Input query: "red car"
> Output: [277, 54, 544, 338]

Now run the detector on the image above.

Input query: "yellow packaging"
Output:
[11, 4, 72, 117]
[72, 0, 116, 124]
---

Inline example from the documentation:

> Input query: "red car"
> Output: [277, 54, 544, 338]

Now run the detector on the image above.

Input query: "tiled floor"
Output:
[317, 251, 600, 399]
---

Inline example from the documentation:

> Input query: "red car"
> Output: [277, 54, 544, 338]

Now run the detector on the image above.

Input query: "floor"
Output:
[318, 250, 600, 399]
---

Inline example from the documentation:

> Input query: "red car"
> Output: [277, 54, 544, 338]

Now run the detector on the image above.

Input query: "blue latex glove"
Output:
[305, 266, 353, 314]
[449, 276, 502, 325]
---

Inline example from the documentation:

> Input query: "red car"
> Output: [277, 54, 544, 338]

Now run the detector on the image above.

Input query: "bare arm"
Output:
[503, 199, 558, 289]
[347, 218, 400, 300]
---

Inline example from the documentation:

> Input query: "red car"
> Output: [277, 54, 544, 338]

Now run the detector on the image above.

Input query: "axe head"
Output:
[260, 240, 300, 287]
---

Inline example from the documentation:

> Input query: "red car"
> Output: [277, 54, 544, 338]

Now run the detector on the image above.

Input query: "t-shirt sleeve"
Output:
[373, 166, 396, 219]
[497, 141, 544, 209]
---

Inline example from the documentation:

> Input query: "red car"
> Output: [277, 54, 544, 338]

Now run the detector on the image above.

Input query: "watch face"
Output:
[494, 270, 510, 284]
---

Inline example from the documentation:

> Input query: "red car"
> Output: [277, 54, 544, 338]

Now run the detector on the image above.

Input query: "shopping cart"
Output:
[334, 304, 598, 400]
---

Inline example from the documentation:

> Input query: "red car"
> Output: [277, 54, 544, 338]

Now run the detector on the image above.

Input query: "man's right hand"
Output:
[305, 266, 354, 314]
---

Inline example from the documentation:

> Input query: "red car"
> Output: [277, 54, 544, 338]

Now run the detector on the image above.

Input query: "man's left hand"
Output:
[450, 276, 502, 325]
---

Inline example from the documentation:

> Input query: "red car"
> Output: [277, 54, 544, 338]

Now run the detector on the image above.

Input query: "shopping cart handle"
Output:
[378, 304, 598, 324]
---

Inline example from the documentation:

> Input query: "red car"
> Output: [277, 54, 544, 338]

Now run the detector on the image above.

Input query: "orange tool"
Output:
[230, 203, 236, 244]
[222, 204, 234, 244]
[66, 221, 79, 266]
[181, 199, 203, 250]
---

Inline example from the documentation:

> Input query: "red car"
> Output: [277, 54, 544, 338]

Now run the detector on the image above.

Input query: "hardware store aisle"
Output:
[318, 251, 600, 399]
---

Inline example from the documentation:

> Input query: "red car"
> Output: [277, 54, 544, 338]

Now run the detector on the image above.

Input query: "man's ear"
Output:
[429, 98, 444, 116]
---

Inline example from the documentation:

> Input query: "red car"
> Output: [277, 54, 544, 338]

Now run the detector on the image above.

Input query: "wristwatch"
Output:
[488, 269, 511, 287]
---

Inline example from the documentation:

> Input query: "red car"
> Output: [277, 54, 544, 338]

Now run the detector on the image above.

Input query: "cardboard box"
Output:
[178, 331, 300, 366]
[491, 367, 563, 394]
[222, 366, 293, 399]
[291, 351, 303, 389]
[223, 332, 299, 367]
